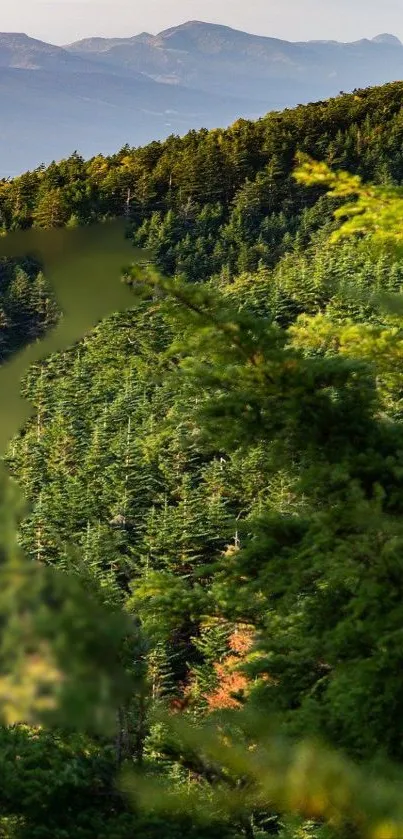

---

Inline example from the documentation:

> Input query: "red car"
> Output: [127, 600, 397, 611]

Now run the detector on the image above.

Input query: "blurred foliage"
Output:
[123, 709, 403, 839]
[0, 468, 133, 733]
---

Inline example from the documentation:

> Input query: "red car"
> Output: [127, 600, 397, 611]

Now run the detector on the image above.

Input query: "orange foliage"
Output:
[206, 659, 249, 710]
[228, 626, 254, 655]
[170, 624, 257, 713]
[204, 625, 255, 710]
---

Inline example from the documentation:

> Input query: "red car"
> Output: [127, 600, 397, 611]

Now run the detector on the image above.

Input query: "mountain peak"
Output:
[160, 20, 217, 31]
[372, 33, 402, 46]
[158, 20, 243, 38]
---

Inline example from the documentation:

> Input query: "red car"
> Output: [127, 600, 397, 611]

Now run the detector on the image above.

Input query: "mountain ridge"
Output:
[64, 21, 403, 97]
[0, 21, 403, 176]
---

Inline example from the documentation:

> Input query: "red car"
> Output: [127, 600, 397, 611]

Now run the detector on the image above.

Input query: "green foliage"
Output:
[295, 154, 403, 253]
[5, 80, 403, 839]
[0, 258, 58, 362]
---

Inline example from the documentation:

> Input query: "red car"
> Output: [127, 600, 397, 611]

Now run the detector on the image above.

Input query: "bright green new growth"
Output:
[295, 154, 403, 251]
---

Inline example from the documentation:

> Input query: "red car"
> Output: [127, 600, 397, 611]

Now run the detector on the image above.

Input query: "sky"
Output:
[0, 0, 402, 46]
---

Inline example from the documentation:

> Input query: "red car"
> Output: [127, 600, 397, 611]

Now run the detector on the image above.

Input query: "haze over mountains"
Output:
[1, 20, 403, 176]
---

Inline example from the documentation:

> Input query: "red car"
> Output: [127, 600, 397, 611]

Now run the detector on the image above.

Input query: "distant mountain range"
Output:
[1, 21, 403, 176]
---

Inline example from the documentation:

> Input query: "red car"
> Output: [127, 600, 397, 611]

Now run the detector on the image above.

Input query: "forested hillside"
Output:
[3, 82, 403, 837]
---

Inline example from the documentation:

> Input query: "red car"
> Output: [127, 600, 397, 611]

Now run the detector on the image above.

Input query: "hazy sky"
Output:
[1, 0, 402, 46]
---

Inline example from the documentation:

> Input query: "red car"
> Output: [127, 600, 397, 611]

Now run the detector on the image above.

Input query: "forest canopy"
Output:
[3, 81, 403, 838]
